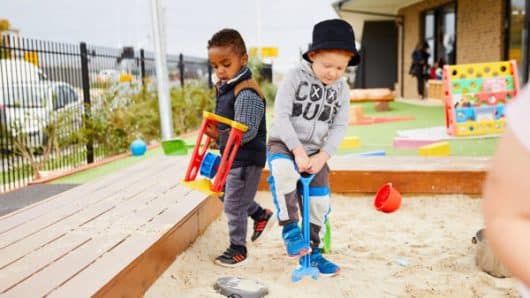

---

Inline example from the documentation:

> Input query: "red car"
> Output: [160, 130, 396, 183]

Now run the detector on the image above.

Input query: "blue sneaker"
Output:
[282, 223, 310, 257]
[300, 248, 340, 277]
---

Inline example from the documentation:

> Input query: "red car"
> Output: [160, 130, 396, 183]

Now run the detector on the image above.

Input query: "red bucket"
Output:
[374, 183, 402, 213]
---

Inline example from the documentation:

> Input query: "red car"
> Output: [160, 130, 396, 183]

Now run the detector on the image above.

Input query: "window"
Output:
[507, 0, 526, 81]
[61, 86, 78, 105]
[52, 86, 65, 110]
[422, 3, 456, 66]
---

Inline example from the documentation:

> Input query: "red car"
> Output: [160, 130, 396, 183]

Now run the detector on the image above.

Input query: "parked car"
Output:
[0, 81, 83, 149]
[0, 59, 47, 84]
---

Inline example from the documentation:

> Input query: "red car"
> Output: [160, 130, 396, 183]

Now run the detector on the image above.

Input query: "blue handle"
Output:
[299, 174, 314, 269]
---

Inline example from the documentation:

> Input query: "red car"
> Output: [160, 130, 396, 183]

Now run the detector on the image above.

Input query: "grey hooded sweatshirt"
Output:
[269, 61, 349, 156]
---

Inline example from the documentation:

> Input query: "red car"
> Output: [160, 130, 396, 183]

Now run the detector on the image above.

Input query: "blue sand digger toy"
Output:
[292, 173, 320, 282]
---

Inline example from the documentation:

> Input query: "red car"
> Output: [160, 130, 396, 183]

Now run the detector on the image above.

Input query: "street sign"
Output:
[249, 47, 279, 58]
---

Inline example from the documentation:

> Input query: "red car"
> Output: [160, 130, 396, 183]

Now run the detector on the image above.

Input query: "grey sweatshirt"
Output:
[269, 61, 350, 156]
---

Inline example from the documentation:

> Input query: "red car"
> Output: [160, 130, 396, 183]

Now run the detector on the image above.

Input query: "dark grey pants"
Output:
[222, 165, 263, 247]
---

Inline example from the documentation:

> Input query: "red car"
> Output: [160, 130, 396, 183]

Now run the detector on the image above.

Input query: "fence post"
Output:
[179, 53, 184, 87]
[140, 49, 146, 87]
[79, 42, 94, 164]
[208, 63, 213, 88]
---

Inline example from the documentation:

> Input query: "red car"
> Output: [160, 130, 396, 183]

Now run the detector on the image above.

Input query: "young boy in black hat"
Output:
[267, 19, 359, 277]
[206, 28, 273, 267]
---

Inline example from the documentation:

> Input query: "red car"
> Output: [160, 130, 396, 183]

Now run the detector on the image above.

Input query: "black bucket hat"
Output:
[303, 19, 360, 66]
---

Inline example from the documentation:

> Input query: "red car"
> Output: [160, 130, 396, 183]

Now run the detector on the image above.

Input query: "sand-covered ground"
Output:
[145, 192, 517, 297]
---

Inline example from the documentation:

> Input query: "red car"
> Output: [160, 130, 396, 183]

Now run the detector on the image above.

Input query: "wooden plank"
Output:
[0, 158, 187, 276]
[94, 196, 222, 298]
[47, 191, 218, 297]
[0, 156, 183, 235]
[0, 155, 175, 222]
[328, 170, 486, 194]
[258, 157, 489, 194]
[0, 157, 179, 249]
[0, 184, 184, 289]
[1, 184, 193, 297]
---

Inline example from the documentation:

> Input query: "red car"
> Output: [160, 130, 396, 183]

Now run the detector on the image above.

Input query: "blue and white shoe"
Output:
[300, 248, 341, 277]
[282, 223, 310, 257]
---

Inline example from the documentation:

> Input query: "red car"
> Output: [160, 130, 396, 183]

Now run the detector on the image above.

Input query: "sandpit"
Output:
[145, 192, 517, 297]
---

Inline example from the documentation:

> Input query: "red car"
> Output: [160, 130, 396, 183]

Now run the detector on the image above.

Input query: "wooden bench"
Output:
[0, 155, 220, 297]
[349, 88, 395, 111]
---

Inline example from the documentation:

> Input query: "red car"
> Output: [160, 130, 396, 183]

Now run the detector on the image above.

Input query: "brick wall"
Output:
[398, 0, 505, 99]
[457, 0, 505, 63]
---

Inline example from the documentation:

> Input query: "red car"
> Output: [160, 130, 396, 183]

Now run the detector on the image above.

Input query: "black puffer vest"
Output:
[215, 68, 267, 168]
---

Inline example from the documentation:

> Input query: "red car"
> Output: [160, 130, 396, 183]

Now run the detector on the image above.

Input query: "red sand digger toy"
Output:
[182, 111, 247, 196]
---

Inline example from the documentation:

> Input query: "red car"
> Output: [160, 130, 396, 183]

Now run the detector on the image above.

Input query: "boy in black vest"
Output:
[206, 28, 272, 267]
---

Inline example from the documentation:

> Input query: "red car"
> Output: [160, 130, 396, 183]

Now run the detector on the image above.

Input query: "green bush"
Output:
[247, 57, 277, 103]
[260, 81, 277, 105]
[77, 83, 214, 155]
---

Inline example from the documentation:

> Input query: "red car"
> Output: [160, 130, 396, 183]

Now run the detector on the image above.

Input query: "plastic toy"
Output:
[182, 111, 247, 196]
[322, 219, 332, 254]
[292, 173, 320, 282]
[161, 138, 194, 155]
[130, 139, 147, 156]
[339, 136, 361, 149]
[356, 150, 386, 156]
[443, 60, 520, 136]
[374, 183, 402, 213]
[418, 141, 450, 157]
[393, 137, 440, 149]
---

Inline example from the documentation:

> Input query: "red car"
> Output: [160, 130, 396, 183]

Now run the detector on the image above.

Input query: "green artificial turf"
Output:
[339, 101, 498, 156]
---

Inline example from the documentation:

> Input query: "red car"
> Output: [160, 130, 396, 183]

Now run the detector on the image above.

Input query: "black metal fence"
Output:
[0, 35, 211, 193]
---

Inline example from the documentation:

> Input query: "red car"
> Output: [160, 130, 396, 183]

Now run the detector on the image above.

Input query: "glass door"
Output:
[508, 0, 527, 82]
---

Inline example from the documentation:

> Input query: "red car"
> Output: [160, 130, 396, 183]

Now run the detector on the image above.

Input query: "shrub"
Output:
[77, 83, 214, 155]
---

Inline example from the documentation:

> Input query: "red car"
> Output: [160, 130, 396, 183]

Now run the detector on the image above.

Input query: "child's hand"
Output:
[308, 151, 330, 174]
[293, 146, 311, 173]
[205, 122, 219, 140]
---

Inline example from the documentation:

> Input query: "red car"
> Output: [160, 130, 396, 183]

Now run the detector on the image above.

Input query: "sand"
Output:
[145, 192, 518, 298]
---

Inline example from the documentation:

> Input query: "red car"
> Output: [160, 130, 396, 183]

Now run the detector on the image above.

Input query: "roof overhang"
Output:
[333, 0, 422, 41]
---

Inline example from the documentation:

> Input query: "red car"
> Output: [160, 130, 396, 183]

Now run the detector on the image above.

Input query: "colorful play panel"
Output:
[443, 60, 520, 136]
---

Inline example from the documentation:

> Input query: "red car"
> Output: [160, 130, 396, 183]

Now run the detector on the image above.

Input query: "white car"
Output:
[0, 81, 83, 148]
[0, 59, 47, 84]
